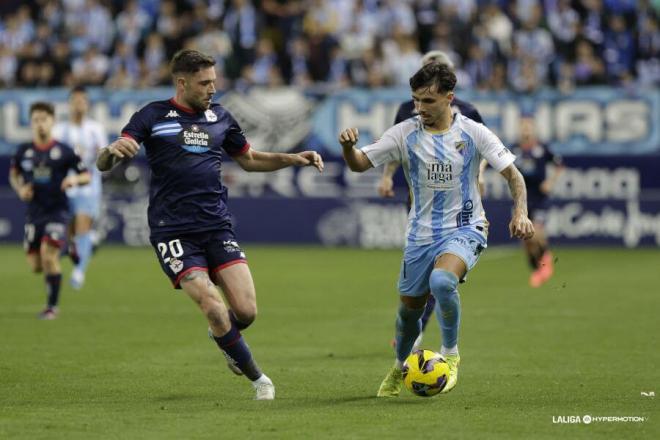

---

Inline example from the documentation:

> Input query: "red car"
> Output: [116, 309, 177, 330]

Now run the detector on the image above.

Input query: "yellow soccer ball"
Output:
[402, 349, 450, 397]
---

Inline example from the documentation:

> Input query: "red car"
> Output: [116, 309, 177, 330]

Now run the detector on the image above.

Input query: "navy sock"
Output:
[420, 296, 436, 331]
[212, 325, 262, 381]
[46, 274, 62, 308]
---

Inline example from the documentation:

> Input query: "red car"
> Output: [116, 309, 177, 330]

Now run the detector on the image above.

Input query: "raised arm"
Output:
[338, 128, 373, 172]
[97, 137, 141, 171]
[500, 164, 535, 240]
[233, 148, 323, 172]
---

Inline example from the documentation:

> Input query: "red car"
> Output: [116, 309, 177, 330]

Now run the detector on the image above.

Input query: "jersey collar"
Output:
[169, 98, 197, 114]
[33, 139, 56, 151]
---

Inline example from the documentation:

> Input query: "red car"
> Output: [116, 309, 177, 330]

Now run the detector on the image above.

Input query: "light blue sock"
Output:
[74, 232, 93, 273]
[429, 269, 460, 349]
[395, 303, 424, 363]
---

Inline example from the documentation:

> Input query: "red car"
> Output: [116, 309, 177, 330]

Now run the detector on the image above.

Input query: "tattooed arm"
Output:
[500, 164, 535, 240]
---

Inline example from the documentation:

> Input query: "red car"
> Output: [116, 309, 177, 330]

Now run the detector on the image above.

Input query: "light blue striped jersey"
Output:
[361, 114, 516, 246]
[53, 118, 107, 198]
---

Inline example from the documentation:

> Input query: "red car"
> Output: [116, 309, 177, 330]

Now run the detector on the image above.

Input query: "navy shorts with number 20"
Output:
[150, 228, 247, 289]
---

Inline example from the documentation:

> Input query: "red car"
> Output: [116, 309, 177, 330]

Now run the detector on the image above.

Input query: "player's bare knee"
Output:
[233, 302, 257, 326]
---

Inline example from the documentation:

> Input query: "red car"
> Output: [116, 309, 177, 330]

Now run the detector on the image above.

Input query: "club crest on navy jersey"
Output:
[204, 109, 217, 122]
[50, 146, 61, 160]
[178, 124, 212, 153]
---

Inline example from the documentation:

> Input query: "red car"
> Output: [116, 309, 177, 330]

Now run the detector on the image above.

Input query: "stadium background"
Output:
[1, 1, 659, 439]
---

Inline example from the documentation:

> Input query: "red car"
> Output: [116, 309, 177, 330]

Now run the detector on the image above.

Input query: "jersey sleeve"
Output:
[359, 124, 405, 168]
[121, 107, 152, 144]
[222, 115, 250, 157]
[10, 144, 24, 171]
[93, 122, 108, 150]
[473, 124, 516, 172]
[68, 146, 88, 174]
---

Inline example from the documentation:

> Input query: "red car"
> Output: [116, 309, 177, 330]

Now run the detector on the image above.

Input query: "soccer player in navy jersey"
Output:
[510, 116, 564, 288]
[96, 49, 323, 400]
[9, 102, 91, 320]
[340, 63, 534, 396]
[378, 51, 485, 352]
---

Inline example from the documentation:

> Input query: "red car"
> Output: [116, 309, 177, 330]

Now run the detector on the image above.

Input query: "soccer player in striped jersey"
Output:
[378, 50, 485, 353]
[54, 86, 108, 290]
[339, 63, 534, 397]
[97, 49, 324, 400]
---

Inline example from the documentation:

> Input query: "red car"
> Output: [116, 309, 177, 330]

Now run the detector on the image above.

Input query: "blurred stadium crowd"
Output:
[0, 0, 658, 92]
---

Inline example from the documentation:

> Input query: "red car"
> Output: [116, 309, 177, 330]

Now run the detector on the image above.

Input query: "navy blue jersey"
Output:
[121, 99, 249, 236]
[510, 142, 562, 195]
[11, 140, 86, 222]
[394, 96, 484, 124]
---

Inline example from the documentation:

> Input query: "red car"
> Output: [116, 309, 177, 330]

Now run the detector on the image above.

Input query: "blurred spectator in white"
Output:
[383, 30, 421, 86]
[72, 46, 110, 86]
[481, 2, 513, 56]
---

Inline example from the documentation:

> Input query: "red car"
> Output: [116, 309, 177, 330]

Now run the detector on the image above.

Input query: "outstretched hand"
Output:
[297, 151, 324, 172]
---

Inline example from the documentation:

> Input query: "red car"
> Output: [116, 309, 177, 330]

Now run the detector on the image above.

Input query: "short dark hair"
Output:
[409, 63, 457, 94]
[170, 49, 216, 75]
[70, 85, 87, 95]
[29, 101, 55, 116]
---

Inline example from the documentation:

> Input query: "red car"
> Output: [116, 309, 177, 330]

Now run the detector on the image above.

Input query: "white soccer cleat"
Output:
[253, 380, 275, 400]
[70, 268, 85, 290]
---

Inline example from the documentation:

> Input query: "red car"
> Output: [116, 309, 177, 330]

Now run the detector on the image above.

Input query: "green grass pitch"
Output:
[0, 245, 658, 439]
